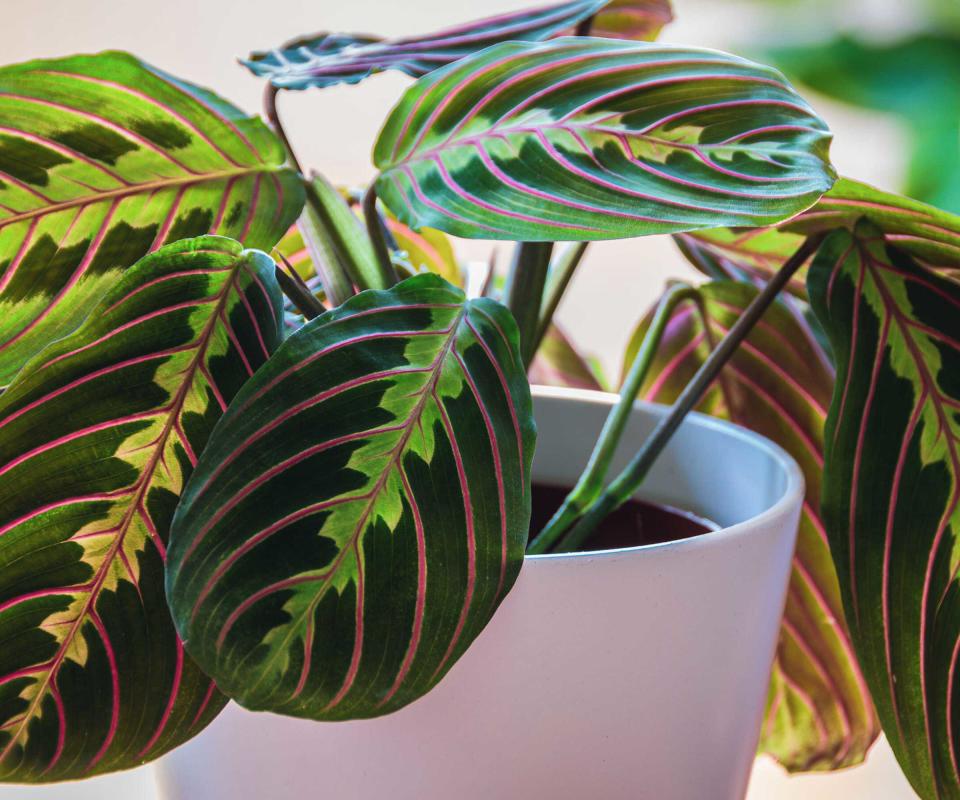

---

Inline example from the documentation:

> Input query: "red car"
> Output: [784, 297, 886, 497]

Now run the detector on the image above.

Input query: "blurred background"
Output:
[2, 0, 953, 796]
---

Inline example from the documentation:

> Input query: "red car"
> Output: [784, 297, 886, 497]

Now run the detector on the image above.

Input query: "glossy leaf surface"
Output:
[166, 274, 535, 720]
[0, 52, 302, 389]
[0, 237, 283, 781]
[374, 37, 835, 241]
[626, 280, 878, 771]
[243, 0, 606, 90]
[809, 222, 960, 797]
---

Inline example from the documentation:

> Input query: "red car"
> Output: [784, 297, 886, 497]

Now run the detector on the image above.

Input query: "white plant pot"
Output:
[157, 386, 804, 800]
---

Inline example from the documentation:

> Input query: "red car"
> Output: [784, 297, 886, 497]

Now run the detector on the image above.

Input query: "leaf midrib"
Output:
[238, 307, 466, 705]
[0, 165, 278, 229]
[0, 256, 247, 767]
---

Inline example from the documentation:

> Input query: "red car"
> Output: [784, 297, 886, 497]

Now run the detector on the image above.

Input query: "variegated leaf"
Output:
[243, 0, 607, 90]
[626, 280, 878, 771]
[0, 51, 303, 388]
[561, 0, 674, 40]
[166, 274, 535, 720]
[0, 237, 283, 781]
[374, 38, 835, 241]
[809, 221, 960, 798]
[678, 178, 960, 297]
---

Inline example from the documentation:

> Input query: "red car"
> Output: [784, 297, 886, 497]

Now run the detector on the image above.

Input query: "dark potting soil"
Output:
[528, 483, 720, 552]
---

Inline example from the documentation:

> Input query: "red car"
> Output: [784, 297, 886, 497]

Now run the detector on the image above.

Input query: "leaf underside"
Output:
[809, 221, 960, 798]
[0, 236, 283, 782]
[0, 51, 302, 389]
[626, 280, 878, 771]
[166, 274, 536, 721]
[242, 0, 608, 90]
[374, 37, 835, 241]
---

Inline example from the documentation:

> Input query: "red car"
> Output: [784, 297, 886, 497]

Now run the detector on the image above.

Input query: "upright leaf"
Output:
[626, 281, 878, 771]
[809, 221, 960, 798]
[166, 274, 535, 720]
[0, 237, 283, 781]
[0, 52, 303, 388]
[243, 0, 607, 90]
[374, 38, 835, 241]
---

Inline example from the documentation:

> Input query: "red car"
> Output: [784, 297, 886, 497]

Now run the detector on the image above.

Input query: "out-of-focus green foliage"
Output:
[768, 33, 960, 212]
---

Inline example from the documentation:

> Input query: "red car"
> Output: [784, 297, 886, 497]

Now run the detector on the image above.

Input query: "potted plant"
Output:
[0, 1, 957, 798]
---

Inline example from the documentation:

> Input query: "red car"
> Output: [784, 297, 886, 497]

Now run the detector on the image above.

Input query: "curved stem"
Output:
[551, 233, 826, 553]
[263, 84, 303, 175]
[528, 281, 700, 554]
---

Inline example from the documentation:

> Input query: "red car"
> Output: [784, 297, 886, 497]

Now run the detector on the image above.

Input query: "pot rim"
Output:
[526, 385, 805, 563]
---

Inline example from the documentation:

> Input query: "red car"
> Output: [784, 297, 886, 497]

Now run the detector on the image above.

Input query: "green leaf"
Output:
[0, 51, 303, 389]
[386, 213, 463, 287]
[166, 274, 536, 720]
[243, 0, 607, 90]
[0, 236, 284, 781]
[373, 37, 836, 241]
[580, 0, 673, 40]
[626, 280, 878, 771]
[808, 221, 960, 798]
[678, 178, 960, 297]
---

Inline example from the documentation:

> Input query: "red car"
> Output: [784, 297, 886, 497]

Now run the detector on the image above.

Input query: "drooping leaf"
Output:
[678, 178, 960, 297]
[374, 37, 836, 241]
[562, 0, 673, 40]
[0, 51, 303, 389]
[166, 274, 536, 720]
[808, 221, 960, 798]
[243, 0, 607, 90]
[626, 280, 878, 771]
[0, 237, 283, 781]
[529, 323, 603, 389]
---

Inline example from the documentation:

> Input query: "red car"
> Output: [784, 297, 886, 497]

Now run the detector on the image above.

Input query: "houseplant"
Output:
[0, 0, 958, 797]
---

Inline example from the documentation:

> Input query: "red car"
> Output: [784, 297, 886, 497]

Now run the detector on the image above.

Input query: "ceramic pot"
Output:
[158, 386, 804, 800]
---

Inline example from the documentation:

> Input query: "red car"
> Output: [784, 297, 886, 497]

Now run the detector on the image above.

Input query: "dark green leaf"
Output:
[0, 237, 283, 781]
[166, 274, 535, 720]
[809, 220, 960, 798]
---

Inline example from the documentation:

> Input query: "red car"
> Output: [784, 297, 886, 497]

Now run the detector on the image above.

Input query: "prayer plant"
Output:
[0, 1, 958, 797]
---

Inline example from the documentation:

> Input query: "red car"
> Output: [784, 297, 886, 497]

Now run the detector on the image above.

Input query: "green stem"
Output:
[362, 185, 401, 289]
[273, 252, 325, 320]
[527, 282, 700, 554]
[532, 242, 589, 353]
[505, 242, 553, 368]
[551, 233, 826, 553]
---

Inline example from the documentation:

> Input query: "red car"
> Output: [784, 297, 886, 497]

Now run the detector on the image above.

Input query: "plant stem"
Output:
[362, 185, 401, 288]
[550, 233, 826, 553]
[273, 252, 325, 320]
[527, 281, 700, 554]
[263, 84, 303, 175]
[505, 242, 553, 368]
[533, 242, 589, 353]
